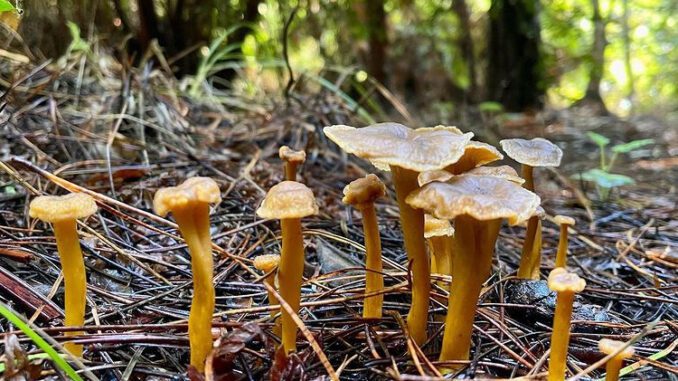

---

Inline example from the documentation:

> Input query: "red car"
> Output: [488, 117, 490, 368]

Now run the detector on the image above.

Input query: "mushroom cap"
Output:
[323, 123, 473, 172]
[257, 181, 318, 219]
[424, 215, 455, 238]
[406, 175, 540, 225]
[464, 165, 525, 184]
[253, 254, 281, 273]
[342, 174, 386, 209]
[446, 141, 504, 173]
[418, 170, 454, 186]
[279, 146, 306, 164]
[547, 268, 586, 293]
[554, 215, 575, 226]
[598, 339, 635, 358]
[499, 138, 563, 167]
[29, 193, 98, 223]
[153, 177, 221, 217]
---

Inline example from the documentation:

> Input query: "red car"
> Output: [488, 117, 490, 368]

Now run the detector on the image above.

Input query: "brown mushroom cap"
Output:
[342, 174, 386, 209]
[323, 123, 473, 172]
[153, 177, 222, 217]
[554, 215, 576, 226]
[257, 181, 319, 219]
[406, 175, 540, 225]
[279, 146, 306, 164]
[29, 193, 98, 223]
[500, 138, 563, 167]
[548, 268, 586, 293]
[598, 339, 635, 358]
[253, 254, 281, 273]
[418, 170, 454, 186]
[424, 215, 455, 238]
[446, 141, 504, 173]
[464, 165, 525, 184]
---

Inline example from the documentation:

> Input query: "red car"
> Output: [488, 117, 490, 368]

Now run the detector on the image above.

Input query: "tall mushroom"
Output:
[406, 175, 540, 365]
[153, 177, 221, 372]
[342, 174, 386, 319]
[324, 123, 473, 344]
[253, 254, 281, 319]
[553, 215, 575, 268]
[279, 146, 306, 181]
[256, 181, 318, 353]
[598, 339, 634, 381]
[29, 193, 98, 357]
[500, 138, 563, 279]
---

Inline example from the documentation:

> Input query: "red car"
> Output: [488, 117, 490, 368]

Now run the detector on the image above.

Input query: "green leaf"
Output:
[612, 139, 654, 153]
[478, 101, 503, 113]
[0, 0, 15, 12]
[586, 131, 610, 147]
[66, 21, 89, 52]
[578, 168, 635, 188]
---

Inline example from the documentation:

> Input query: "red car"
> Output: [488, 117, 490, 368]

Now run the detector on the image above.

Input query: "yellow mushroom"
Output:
[598, 339, 634, 381]
[279, 146, 306, 181]
[324, 123, 472, 345]
[29, 193, 98, 357]
[553, 215, 575, 268]
[153, 177, 221, 372]
[256, 181, 318, 354]
[547, 268, 586, 381]
[253, 254, 281, 319]
[342, 174, 386, 319]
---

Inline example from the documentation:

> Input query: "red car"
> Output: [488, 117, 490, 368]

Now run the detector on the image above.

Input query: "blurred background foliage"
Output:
[1, 0, 676, 120]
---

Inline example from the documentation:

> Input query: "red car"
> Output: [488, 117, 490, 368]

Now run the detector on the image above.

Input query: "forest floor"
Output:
[0, 52, 676, 380]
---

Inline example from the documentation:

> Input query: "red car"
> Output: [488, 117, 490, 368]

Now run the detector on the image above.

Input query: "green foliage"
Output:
[579, 168, 635, 188]
[478, 101, 504, 113]
[586, 131, 610, 148]
[611, 138, 654, 153]
[0, 0, 15, 12]
[66, 21, 90, 53]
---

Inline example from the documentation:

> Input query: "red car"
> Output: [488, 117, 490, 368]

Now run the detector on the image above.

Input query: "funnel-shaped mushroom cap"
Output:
[324, 123, 473, 172]
[598, 339, 635, 358]
[446, 141, 503, 173]
[424, 215, 455, 238]
[406, 175, 540, 225]
[548, 268, 586, 293]
[253, 254, 281, 273]
[554, 215, 575, 226]
[500, 138, 563, 167]
[153, 177, 221, 217]
[279, 146, 306, 164]
[257, 181, 318, 219]
[30, 193, 98, 223]
[465, 165, 525, 184]
[418, 170, 454, 186]
[342, 174, 386, 209]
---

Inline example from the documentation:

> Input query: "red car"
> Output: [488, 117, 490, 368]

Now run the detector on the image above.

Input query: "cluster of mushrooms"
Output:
[26, 122, 635, 379]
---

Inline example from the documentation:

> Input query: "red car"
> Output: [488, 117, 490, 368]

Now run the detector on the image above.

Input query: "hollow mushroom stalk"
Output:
[547, 268, 586, 381]
[500, 138, 563, 279]
[342, 174, 387, 318]
[279, 146, 306, 181]
[253, 254, 281, 319]
[407, 175, 540, 367]
[256, 181, 318, 354]
[598, 339, 634, 381]
[553, 215, 575, 268]
[153, 177, 221, 372]
[29, 193, 98, 357]
[324, 123, 472, 345]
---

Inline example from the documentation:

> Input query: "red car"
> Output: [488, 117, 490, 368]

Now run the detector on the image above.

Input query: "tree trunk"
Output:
[452, 0, 477, 103]
[574, 0, 609, 114]
[622, 0, 635, 114]
[487, 0, 545, 112]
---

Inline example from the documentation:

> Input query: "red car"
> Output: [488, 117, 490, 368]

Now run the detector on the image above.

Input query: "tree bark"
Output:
[452, 0, 477, 103]
[622, 0, 635, 114]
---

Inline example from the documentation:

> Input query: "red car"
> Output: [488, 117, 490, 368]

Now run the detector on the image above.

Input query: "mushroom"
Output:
[29, 193, 98, 357]
[500, 138, 563, 280]
[406, 175, 540, 365]
[256, 181, 318, 353]
[342, 174, 387, 319]
[253, 254, 281, 319]
[445, 140, 503, 174]
[547, 268, 586, 381]
[553, 215, 575, 268]
[324, 123, 472, 344]
[279, 146, 306, 181]
[153, 177, 221, 372]
[598, 339, 634, 381]
[424, 215, 454, 281]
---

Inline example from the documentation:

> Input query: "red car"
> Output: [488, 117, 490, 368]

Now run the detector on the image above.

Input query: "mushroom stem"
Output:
[284, 162, 299, 182]
[52, 219, 87, 357]
[263, 273, 278, 318]
[605, 358, 624, 381]
[391, 165, 430, 345]
[517, 218, 542, 279]
[361, 204, 384, 319]
[173, 204, 215, 372]
[522, 164, 535, 191]
[548, 291, 575, 381]
[278, 218, 305, 353]
[439, 215, 501, 366]
[429, 236, 453, 281]
[555, 223, 569, 268]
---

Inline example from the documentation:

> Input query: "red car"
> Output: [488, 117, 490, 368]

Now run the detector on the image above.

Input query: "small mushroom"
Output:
[445, 140, 504, 174]
[29, 193, 98, 357]
[424, 215, 454, 281]
[257, 181, 318, 353]
[501, 138, 563, 280]
[153, 177, 221, 372]
[547, 268, 586, 381]
[407, 175, 540, 366]
[324, 123, 472, 344]
[279, 146, 306, 181]
[598, 339, 634, 381]
[553, 215, 575, 268]
[253, 254, 281, 319]
[342, 174, 386, 319]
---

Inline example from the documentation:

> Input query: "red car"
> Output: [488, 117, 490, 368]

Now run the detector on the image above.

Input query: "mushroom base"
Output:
[605, 358, 623, 381]
[361, 205, 384, 319]
[278, 218, 305, 353]
[548, 291, 575, 381]
[517, 217, 543, 280]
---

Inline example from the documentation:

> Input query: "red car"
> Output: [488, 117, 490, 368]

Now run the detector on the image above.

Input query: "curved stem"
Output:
[605, 358, 623, 381]
[555, 224, 569, 268]
[52, 219, 86, 357]
[548, 291, 575, 381]
[361, 204, 383, 319]
[278, 218, 304, 353]
[517, 217, 542, 279]
[391, 166, 429, 345]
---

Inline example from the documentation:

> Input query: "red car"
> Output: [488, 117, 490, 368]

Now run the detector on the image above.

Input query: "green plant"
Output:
[0, 0, 15, 12]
